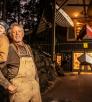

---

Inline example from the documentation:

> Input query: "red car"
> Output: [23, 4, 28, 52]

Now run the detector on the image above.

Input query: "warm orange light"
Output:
[76, 22, 82, 25]
[73, 12, 79, 18]
[77, 27, 81, 30]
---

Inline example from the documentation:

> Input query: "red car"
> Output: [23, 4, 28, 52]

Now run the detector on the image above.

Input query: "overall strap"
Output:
[10, 43, 33, 57]
[10, 43, 20, 58]
[24, 44, 33, 57]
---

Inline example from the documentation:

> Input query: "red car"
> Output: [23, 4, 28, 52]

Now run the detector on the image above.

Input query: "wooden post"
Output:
[51, 0, 56, 72]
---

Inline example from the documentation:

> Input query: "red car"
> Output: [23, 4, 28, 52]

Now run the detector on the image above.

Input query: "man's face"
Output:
[11, 26, 24, 43]
[0, 25, 5, 35]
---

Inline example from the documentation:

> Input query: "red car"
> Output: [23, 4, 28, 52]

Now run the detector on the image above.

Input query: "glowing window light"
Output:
[83, 43, 88, 48]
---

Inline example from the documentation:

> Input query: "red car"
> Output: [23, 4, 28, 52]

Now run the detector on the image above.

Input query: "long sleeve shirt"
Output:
[0, 43, 38, 89]
[0, 34, 9, 88]
[0, 34, 9, 62]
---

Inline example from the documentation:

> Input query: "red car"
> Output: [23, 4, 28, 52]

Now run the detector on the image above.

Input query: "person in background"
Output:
[0, 23, 42, 102]
[0, 20, 9, 63]
[0, 20, 9, 102]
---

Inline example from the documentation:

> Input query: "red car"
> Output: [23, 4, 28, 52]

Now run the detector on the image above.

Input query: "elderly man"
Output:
[0, 23, 42, 102]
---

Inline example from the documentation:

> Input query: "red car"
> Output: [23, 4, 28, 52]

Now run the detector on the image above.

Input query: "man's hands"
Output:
[8, 84, 17, 94]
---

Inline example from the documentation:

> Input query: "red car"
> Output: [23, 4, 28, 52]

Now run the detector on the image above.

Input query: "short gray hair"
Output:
[9, 22, 24, 36]
[0, 20, 9, 31]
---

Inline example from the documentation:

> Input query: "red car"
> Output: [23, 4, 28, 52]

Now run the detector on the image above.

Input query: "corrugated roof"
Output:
[37, 0, 92, 33]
